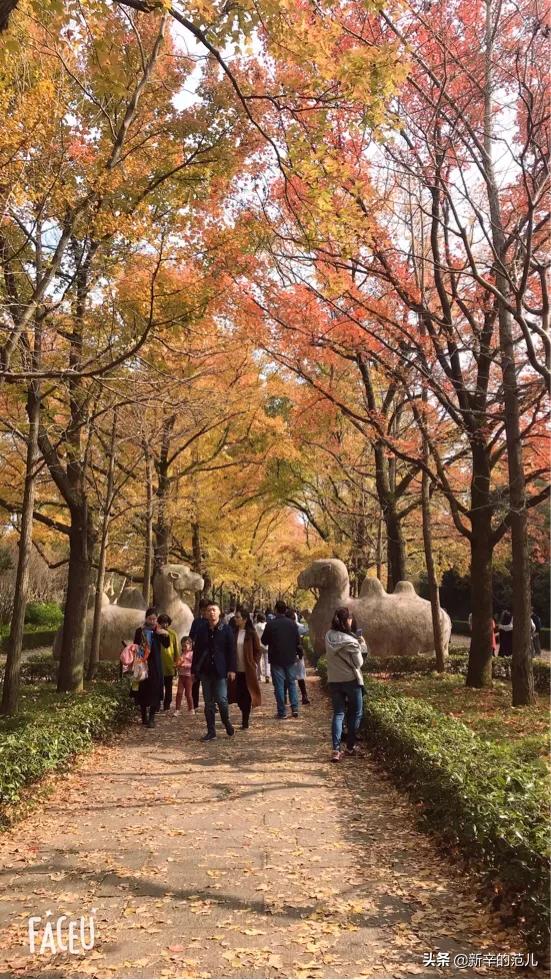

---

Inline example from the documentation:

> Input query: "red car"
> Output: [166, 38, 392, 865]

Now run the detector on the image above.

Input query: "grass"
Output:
[372, 671, 550, 772]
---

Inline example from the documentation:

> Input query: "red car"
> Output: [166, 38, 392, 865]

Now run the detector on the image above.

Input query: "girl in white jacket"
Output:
[325, 607, 367, 762]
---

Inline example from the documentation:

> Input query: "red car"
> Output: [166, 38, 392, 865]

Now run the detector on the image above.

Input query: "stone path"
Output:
[0, 674, 543, 979]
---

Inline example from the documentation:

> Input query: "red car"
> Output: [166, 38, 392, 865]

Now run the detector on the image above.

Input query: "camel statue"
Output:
[298, 558, 451, 659]
[53, 563, 204, 662]
[152, 563, 203, 640]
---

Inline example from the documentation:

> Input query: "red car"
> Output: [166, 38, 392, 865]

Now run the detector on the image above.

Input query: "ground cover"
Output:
[372, 672, 550, 771]
[0, 680, 133, 826]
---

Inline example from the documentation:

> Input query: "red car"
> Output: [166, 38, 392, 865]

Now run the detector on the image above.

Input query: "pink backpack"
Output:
[120, 643, 138, 673]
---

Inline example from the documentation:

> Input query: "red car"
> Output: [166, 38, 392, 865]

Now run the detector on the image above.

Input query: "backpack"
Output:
[120, 643, 138, 673]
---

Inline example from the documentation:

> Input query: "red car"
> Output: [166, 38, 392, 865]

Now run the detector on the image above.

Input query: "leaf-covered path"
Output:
[0, 675, 539, 979]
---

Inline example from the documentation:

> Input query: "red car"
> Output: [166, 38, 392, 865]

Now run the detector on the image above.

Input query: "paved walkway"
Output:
[0, 675, 541, 979]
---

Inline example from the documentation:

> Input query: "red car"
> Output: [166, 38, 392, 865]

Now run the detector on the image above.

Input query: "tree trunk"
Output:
[384, 505, 407, 592]
[87, 526, 108, 681]
[87, 414, 117, 680]
[154, 413, 175, 569]
[143, 446, 154, 606]
[483, 0, 533, 704]
[421, 468, 445, 671]
[0, 382, 40, 715]
[191, 519, 203, 615]
[376, 510, 383, 581]
[466, 501, 494, 688]
[57, 511, 94, 693]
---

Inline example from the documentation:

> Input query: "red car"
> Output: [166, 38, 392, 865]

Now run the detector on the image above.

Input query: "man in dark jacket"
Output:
[191, 602, 236, 741]
[189, 597, 209, 709]
[261, 599, 301, 719]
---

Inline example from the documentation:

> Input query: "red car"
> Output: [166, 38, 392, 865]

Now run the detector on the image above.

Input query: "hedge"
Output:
[0, 653, 120, 685]
[24, 601, 63, 628]
[446, 653, 550, 694]
[0, 629, 57, 654]
[316, 658, 550, 956]
[0, 681, 133, 825]
[452, 620, 550, 648]
[358, 650, 550, 694]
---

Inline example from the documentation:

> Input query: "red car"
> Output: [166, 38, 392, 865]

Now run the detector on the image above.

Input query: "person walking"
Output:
[498, 610, 513, 657]
[229, 607, 262, 729]
[325, 607, 367, 762]
[157, 613, 179, 711]
[174, 636, 195, 716]
[190, 598, 209, 710]
[286, 607, 310, 704]
[133, 608, 170, 728]
[191, 602, 236, 741]
[255, 613, 271, 683]
[261, 599, 302, 719]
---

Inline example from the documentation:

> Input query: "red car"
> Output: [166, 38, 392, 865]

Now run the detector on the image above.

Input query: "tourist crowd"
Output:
[120, 597, 368, 762]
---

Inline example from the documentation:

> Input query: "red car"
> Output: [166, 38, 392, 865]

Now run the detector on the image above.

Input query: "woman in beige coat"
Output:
[229, 608, 262, 729]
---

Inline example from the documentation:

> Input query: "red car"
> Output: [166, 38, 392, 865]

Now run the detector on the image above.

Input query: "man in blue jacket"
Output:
[191, 602, 236, 741]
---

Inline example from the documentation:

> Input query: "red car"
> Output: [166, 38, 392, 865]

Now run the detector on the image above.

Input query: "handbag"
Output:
[334, 648, 365, 690]
[132, 639, 150, 682]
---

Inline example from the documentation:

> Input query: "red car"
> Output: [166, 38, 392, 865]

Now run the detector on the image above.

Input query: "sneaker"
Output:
[302, 699, 311, 705]
[226, 723, 235, 737]
[331, 750, 342, 763]
[345, 745, 365, 758]
[173, 710, 180, 717]
[291, 711, 299, 718]
[275, 713, 287, 720]
[241, 722, 249, 730]
[201, 732, 216, 741]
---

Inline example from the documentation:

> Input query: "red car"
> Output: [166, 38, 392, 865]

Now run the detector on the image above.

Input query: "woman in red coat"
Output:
[229, 607, 262, 729]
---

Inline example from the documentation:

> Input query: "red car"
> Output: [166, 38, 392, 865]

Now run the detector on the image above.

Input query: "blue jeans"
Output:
[200, 673, 231, 735]
[271, 663, 299, 717]
[329, 681, 363, 750]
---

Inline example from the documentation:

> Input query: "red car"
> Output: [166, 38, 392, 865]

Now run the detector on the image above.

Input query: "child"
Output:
[174, 636, 195, 716]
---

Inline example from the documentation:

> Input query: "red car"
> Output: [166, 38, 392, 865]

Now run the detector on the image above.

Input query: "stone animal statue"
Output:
[151, 563, 203, 640]
[53, 563, 204, 662]
[117, 587, 146, 610]
[298, 558, 451, 659]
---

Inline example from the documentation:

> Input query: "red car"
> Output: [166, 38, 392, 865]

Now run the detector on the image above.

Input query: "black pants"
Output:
[192, 677, 200, 709]
[141, 704, 157, 725]
[236, 671, 251, 727]
[163, 675, 174, 710]
[298, 678, 309, 703]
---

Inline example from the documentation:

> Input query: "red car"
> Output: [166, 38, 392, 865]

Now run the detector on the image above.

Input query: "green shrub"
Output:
[316, 656, 549, 954]
[447, 654, 550, 694]
[327, 646, 551, 694]
[0, 654, 121, 686]
[0, 629, 57, 655]
[452, 619, 471, 636]
[360, 679, 549, 955]
[0, 682, 133, 824]
[24, 602, 63, 628]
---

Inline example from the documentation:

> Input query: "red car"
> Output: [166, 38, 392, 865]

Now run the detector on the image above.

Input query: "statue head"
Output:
[298, 559, 349, 595]
[155, 563, 204, 597]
